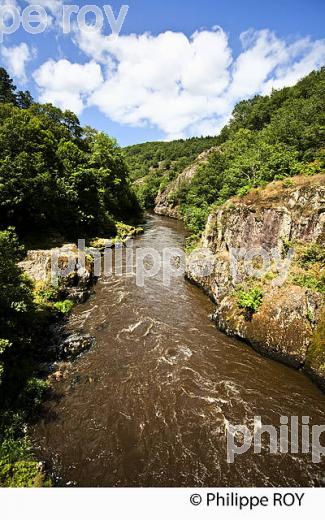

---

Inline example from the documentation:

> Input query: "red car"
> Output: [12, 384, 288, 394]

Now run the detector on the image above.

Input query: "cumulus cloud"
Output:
[83, 27, 233, 138]
[1, 42, 35, 82]
[33, 59, 103, 114]
[33, 26, 325, 138]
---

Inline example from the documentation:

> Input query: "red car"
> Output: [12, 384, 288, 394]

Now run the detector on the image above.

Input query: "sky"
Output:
[0, 0, 324, 146]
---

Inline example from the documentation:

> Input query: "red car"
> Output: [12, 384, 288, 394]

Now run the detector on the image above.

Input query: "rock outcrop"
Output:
[186, 174, 325, 389]
[19, 243, 95, 302]
[154, 147, 216, 218]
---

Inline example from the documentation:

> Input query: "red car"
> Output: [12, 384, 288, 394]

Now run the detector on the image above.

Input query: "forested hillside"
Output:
[127, 68, 325, 240]
[123, 136, 217, 207]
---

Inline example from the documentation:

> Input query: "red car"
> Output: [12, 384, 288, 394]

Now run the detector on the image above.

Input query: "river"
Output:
[31, 214, 325, 486]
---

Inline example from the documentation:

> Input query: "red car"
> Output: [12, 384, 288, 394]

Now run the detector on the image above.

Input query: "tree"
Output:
[0, 229, 35, 385]
[16, 90, 33, 109]
[0, 68, 17, 105]
[0, 68, 140, 238]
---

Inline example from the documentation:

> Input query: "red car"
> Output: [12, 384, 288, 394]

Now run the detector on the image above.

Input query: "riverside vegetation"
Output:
[0, 66, 324, 486]
[0, 67, 140, 486]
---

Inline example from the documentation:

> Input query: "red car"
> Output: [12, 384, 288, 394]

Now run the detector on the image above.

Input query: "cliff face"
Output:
[154, 147, 216, 218]
[186, 175, 325, 388]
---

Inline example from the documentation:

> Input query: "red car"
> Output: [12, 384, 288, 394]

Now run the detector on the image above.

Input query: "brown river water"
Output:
[31, 214, 325, 487]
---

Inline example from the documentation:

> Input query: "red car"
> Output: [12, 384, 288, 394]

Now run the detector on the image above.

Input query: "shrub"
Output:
[237, 287, 264, 313]
[53, 299, 74, 314]
[237, 185, 252, 197]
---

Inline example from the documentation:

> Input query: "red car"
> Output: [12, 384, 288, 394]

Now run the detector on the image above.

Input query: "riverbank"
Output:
[184, 174, 325, 390]
[29, 214, 325, 487]
[0, 221, 145, 487]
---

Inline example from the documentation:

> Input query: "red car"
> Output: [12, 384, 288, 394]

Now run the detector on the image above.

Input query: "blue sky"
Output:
[0, 0, 324, 145]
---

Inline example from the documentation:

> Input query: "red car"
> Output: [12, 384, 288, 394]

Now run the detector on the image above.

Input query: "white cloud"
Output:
[260, 37, 325, 93]
[33, 26, 325, 138]
[33, 59, 104, 114]
[0, 0, 17, 8]
[1, 42, 35, 82]
[84, 27, 233, 138]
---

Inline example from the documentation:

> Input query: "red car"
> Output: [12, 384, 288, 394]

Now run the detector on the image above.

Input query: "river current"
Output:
[31, 214, 325, 486]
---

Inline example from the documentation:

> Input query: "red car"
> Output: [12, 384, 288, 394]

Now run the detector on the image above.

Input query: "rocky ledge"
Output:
[19, 243, 95, 303]
[186, 174, 325, 390]
[19, 243, 97, 363]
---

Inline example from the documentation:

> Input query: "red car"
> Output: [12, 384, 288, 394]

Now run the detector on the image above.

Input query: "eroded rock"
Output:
[186, 175, 325, 388]
[155, 147, 217, 218]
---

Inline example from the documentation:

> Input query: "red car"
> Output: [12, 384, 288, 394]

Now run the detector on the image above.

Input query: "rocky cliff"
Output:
[186, 174, 325, 389]
[154, 147, 216, 218]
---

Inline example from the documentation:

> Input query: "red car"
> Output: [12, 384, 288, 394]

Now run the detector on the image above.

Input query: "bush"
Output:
[0, 460, 48, 487]
[53, 299, 74, 314]
[237, 287, 264, 313]
[237, 185, 252, 197]
[181, 205, 210, 236]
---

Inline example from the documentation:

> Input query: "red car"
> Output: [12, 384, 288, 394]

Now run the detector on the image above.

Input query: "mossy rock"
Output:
[305, 307, 325, 388]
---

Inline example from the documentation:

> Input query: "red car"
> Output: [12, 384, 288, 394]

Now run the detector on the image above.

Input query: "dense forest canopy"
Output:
[0, 67, 140, 241]
[125, 67, 325, 237]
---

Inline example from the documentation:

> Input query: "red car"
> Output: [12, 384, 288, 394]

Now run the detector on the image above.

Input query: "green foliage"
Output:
[0, 67, 32, 108]
[237, 185, 252, 197]
[282, 178, 295, 188]
[123, 136, 217, 207]
[0, 414, 51, 487]
[298, 244, 325, 266]
[289, 243, 325, 295]
[292, 272, 325, 294]
[0, 229, 36, 384]
[180, 204, 210, 236]
[306, 307, 314, 323]
[0, 460, 48, 487]
[282, 238, 295, 258]
[33, 281, 60, 307]
[237, 287, 264, 313]
[0, 228, 52, 486]
[0, 374, 51, 487]
[127, 67, 325, 236]
[17, 378, 49, 410]
[53, 300, 74, 314]
[0, 69, 140, 240]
